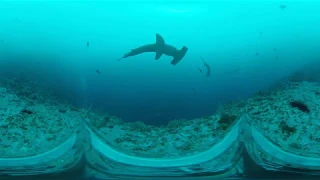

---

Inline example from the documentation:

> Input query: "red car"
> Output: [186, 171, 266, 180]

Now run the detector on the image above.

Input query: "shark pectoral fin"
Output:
[155, 52, 163, 60]
[156, 34, 165, 45]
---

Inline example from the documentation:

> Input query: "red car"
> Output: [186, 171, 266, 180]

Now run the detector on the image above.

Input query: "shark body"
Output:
[200, 57, 211, 77]
[117, 34, 188, 65]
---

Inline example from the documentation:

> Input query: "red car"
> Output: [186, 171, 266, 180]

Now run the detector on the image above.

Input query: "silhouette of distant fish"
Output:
[96, 69, 101, 74]
[87, 41, 90, 48]
[200, 57, 211, 77]
[198, 67, 203, 73]
[280, 5, 287, 10]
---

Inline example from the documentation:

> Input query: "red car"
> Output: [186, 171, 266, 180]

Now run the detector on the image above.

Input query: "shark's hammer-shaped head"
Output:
[171, 46, 188, 65]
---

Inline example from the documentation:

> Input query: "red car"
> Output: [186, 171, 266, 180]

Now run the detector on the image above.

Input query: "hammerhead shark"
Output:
[117, 34, 188, 65]
[199, 57, 211, 77]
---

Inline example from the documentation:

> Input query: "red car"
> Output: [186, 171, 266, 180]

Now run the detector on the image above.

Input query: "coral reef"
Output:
[84, 80, 320, 158]
[87, 112, 229, 158]
[218, 113, 238, 131]
[242, 81, 320, 154]
[2, 68, 320, 159]
[289, 101, 310, 113]
[0, 80, 81, 158]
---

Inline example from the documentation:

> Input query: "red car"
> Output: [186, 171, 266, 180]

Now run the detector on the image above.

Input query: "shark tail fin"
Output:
[171, 46, 188, 65]
[155, 34, 165, 60]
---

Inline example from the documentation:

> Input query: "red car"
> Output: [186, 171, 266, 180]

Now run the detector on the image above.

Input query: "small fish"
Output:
[198, 67, 203, 73]
[280, 5, 286, 10]
[96, 69, 101, 74]
[273, 48, 276, 51]
[256, 52, 259, 56]
[87, 41, 90, 48]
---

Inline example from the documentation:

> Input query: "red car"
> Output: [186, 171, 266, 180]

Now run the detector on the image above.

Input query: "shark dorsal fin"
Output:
[155, 34, 165, 60]
[156, 34, 165, 45]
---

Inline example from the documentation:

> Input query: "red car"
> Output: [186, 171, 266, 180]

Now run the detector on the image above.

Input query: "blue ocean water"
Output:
[0, 1, 319, 127]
